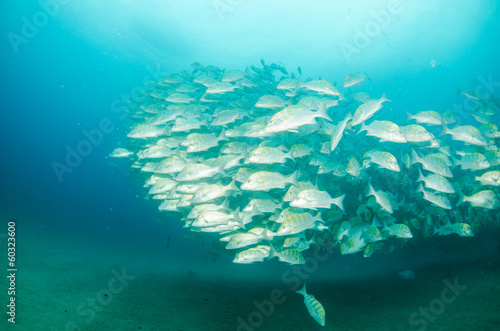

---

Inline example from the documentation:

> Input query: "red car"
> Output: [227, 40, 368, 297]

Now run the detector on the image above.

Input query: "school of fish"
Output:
[110, 61, 500, 326]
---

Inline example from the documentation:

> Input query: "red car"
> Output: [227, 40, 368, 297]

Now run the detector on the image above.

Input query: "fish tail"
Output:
[314, 211, 324, 224]
[218, 128, 229, 141]
[295, 283, 307, 296]
[440, 122, 450, 137]
[335, 194, 346, 211]
[317, 103, 333, 122]
[381, 92, 391, 103]
[366, 183, 376, 198]
[221, 197, 230, 211]
[457, 192, 465, 206]
[358, 121, 367, 135]
[163, 125, 172, 136]
[268, 244, 278, 260]
[233, 207, 245, 229]
[288, 170, 299, 187]
[260, 229, 271, 242]
[406, 112, 414, 122]
[227, 178, 239, 192]
[410, 148, 420, 165]
[417, 168, 424, 182]
[216, 163, 226, 175]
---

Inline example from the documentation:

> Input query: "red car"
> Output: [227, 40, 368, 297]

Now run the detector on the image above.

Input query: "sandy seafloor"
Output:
[2, 213, 499, 331]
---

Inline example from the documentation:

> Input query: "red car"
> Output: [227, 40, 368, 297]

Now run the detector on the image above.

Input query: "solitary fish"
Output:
[359, 120, 406, 143]
[394, 269, 415, 280]
[265, 104, 332, 133]
[417, 184, 452, 210]
[344, 72, 370, 88]
[475, 171, 500, 186]
[440, 124, 487, 146]
[457, 190, 500, 209]
[301, 79, 339, 96]
[255, 95, 290, 108]
[109, 148, 134, 158]
[346, 156, 362, 177]
[351, 93, 391, 126]
[330, 112, 353, 151]
[406, 110, 443, 125]
[366, 183, 394, 214]
[295, 283, 326, 326]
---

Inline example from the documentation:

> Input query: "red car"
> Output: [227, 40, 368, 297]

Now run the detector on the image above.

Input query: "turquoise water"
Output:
[1, 1, 500, 330]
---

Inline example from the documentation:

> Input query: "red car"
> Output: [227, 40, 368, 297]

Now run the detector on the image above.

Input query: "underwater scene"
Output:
[1, 1, 500, 330]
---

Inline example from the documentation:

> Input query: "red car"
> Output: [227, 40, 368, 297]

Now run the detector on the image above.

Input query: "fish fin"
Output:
[164, 125, 172, 136]
[317, 103, 333, 122]
[417, 168, 424, 182]
[416, 183, 425, 194]
[358, 121, 367, 135]
[440, 122, 450, 137]
[233, 207, 245, 229]
[288, 170, 299, 187]
[221, 197, 231, 212]
[218, 128, 229, 141]
[295, 283, 307, 296]
[260, 229, 271, 242]
[457, 192, 465, 206]
[335, 194, 346, 212]
[406, 112, 414, 122]
[251, 203, 264, 217]
[227, 178, 239, 192]
[285, 150, 296, 161]
[268, 244, 278, 260]
[410, 148, 420, 165]
[314, 211, 324, 224]
[366, 183, 376, 198]
[216, 163, 227, 176]
[371, 215, 382, 228]
[381, 92, 391, 103]
[278, 144, 289, 152]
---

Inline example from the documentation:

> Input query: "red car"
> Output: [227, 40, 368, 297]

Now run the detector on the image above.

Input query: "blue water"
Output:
[1, 1, 500, 330]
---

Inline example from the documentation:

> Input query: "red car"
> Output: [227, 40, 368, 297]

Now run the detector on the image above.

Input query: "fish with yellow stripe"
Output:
[295, 283, 326, 326]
